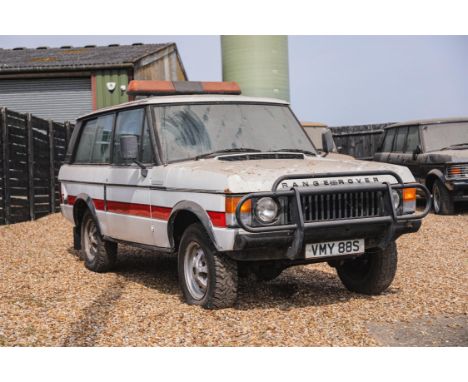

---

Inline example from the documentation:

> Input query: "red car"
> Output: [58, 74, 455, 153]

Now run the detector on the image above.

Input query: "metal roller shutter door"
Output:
[0, 77, 92, 123]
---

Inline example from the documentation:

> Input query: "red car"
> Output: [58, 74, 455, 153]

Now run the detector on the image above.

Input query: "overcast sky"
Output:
[0, 35, 466, 126]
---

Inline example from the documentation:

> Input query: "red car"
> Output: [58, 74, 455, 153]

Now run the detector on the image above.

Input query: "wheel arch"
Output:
[168, 201, 219, 252]
[72, 193, 103, 236]
[425, 169, 445, 191]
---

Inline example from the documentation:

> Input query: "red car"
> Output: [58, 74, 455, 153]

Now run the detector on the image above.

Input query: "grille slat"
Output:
[447, 164, 468, 179]
[295, 189, 386, 223]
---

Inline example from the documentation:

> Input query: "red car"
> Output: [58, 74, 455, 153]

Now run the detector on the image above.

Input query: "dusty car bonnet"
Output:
[157, 155, 414, 193]
[419, 149, 468, 163]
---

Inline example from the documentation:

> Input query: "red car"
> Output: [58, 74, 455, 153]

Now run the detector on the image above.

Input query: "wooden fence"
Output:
[0, 108, 73, 225]
[330, 123, 394, 160]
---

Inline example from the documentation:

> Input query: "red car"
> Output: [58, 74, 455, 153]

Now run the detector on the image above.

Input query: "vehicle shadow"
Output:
[67, 245, 384, 310]
[114, 246, 376, 309]
[235, 267, 375, 311]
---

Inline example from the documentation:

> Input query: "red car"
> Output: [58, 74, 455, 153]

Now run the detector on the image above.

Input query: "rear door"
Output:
[374, 127, 396, 163]
[400, 125, 422, 181]
[105, 107, 155, 245]
[387, 126, 408, 165]
[64, 114, 114, 235]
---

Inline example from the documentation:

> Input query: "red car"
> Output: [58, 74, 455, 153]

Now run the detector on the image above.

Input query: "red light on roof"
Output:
[201, 81, 241, 94]
[127, 80, 175, 95]
[127, 80, 241, 96]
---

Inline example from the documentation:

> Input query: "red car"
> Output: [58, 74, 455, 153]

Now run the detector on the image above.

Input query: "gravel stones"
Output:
[0, 212, 466, 346]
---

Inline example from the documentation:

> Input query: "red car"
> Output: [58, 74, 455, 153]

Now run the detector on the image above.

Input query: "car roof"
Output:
[78, 94, 289, 120]
[386, 117, 468, 129]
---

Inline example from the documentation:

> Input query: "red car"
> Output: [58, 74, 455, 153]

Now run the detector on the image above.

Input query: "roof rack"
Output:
[127, 80, 241, 96]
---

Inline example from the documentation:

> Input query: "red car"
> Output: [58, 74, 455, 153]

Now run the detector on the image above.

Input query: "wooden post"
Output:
[48, 120, 56, 213]
[1, 108, 10, 224]
[27, 113, 35, 220]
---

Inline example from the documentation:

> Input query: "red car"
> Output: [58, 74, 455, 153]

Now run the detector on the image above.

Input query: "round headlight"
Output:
[254, 197, 279, 223]
[391, 189, 401, 210]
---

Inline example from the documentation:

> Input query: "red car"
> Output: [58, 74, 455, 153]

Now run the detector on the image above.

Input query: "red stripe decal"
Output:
[107, 200, 151, 218]
[94, 199, 106, 211]
[152, 206, 172, 220]
[67, 195, 226, 226]
[207, 211, 226, 228]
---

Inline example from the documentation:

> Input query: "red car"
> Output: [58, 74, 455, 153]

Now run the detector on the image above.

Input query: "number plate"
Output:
[305, 239, 365, 258]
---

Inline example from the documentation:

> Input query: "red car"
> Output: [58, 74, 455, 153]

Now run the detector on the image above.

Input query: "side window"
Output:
[381, 128, 396, 152]
[141, 115, 154, 164]
[405, 126, 420, 153]
[91, 114, 114, 163]
[393, 127, 408, 152]
[113, 108, 145, 165]
[74, 119, 97, 163]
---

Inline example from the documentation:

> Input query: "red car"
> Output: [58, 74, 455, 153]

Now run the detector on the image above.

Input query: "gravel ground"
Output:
[0, 212, 466, 346]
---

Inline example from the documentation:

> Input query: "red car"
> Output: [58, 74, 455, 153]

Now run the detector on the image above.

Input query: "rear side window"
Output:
[393, 127, 408, 152]
[405, 126, 420, 153]
[91, 114, 114, 163]
[74, 119, 97, 163]
[381, 128, 396, 152]
[113, 108, 145, 165]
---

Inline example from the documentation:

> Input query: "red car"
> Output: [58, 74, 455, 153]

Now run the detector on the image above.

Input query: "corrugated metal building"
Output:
[0, 43, 187, 122]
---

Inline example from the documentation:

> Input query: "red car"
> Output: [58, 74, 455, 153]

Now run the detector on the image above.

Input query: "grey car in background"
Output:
[374, 118, 468, 214]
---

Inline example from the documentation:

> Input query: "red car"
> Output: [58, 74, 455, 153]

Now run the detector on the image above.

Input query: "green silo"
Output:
[221, 35, 290, 101]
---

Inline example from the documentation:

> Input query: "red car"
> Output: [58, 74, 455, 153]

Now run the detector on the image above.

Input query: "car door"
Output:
[400, 125, 423, 181]
[70, 114, 114, 236]
[374, 127, 396, 163]
[387, 126, 408, 165]
[105, 107, 155, 245]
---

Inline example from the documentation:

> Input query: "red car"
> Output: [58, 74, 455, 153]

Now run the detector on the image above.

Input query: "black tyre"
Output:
[432, 179, 455, 215]
[336, 242, 397, 295]
[80, 211, 117, 272]
[178, 223, 238, 309]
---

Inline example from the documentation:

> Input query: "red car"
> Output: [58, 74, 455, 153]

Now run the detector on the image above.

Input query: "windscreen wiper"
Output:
[272, 148, 317, 156]
[195, 148, 262, 160]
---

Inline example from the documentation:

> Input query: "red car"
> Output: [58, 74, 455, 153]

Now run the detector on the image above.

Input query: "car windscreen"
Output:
[422, 122, 468, 151]
[153, 103, 316, 162]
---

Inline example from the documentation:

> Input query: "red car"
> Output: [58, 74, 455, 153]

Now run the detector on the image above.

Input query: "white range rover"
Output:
[59, 81, 431, 309]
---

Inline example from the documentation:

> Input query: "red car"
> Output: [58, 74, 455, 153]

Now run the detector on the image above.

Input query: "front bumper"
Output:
[229, 170, 431, 262]
[446, 180, 468, 201]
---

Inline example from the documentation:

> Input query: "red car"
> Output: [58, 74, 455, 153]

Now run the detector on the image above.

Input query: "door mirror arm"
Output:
[133, 160, 148, 177]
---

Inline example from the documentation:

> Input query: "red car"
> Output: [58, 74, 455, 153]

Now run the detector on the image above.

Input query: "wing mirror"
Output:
[120, 134, 147, 177]
[120, 134, 139, 160]
[412, 144, 422, 160]
[321, 130, 335, 157]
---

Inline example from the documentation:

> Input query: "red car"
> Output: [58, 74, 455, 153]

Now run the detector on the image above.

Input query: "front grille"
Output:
[447, 164, 468, 179]
[293, 190, 387, 222]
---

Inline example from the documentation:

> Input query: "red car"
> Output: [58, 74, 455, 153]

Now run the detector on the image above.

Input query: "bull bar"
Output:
[235, 170, 432, 259]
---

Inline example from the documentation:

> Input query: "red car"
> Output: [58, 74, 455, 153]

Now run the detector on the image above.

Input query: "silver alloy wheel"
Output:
[184, 241, 209, 300]
[83, 218, 99, 262]
[433, 184, 440, 213]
